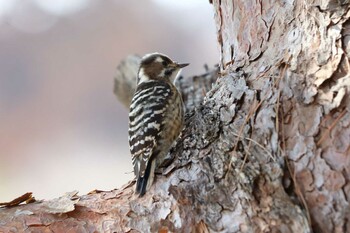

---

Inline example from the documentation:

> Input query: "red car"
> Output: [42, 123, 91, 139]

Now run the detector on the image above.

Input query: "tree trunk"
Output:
[1, 1, 349, 232]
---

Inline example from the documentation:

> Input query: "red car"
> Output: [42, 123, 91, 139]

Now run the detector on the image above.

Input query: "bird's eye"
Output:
[162, 61, 167, 66]
[164, 70, 172, 76]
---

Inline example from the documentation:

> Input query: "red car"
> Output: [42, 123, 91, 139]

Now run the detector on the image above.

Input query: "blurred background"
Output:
[0, 0, 218, 201]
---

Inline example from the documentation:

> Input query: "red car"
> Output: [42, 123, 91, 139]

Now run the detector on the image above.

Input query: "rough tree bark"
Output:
[1, 1, 349, 232]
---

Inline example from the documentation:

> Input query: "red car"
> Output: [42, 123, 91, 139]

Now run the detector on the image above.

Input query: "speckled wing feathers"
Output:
[128, 81, 172, 178]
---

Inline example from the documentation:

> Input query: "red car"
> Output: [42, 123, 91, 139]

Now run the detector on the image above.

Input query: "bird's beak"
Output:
[175, 63, 190, 68]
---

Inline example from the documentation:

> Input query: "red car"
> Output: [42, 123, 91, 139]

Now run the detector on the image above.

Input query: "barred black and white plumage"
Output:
[128, 53, 188, 197]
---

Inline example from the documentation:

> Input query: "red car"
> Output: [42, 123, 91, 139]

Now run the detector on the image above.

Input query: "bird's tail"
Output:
[135, 159, 156, 197]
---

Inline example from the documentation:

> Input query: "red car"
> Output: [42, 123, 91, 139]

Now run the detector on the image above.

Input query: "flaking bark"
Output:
[1, 0, 350, 232]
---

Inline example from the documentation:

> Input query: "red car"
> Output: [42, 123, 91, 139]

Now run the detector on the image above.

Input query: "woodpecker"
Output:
[128, 53, 188, 197]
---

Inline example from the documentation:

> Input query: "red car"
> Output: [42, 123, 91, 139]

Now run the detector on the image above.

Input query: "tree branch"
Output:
[3, 0, 347, 232]
[0, 65, 310, 232]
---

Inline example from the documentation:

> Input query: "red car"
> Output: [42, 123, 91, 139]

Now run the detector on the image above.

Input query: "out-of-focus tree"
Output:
[1, 1, 350, 232]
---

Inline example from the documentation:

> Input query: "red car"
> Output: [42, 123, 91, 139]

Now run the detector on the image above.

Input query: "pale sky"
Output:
[0, 0, 218, 201]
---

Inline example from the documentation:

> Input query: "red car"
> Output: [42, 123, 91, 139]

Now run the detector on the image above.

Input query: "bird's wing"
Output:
[128, 81, 171, 178]
[130, 137, 156, 178]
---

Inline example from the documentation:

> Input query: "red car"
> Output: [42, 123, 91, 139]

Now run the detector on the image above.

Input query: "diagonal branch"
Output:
[0, 60, 310, 232]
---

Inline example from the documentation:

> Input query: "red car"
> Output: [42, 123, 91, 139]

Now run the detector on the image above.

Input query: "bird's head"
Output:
[137, 53, 189, 84]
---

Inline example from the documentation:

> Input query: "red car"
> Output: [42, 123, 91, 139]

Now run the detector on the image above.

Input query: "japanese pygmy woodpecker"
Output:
[128, 53, 188, 197]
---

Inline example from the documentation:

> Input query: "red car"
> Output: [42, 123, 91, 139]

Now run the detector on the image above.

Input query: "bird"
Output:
[128, 52, 189, 197]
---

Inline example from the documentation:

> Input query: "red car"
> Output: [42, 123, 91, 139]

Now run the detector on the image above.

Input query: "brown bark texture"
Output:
[1, 0, 350, 232]
[212, 0, 350, 232]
